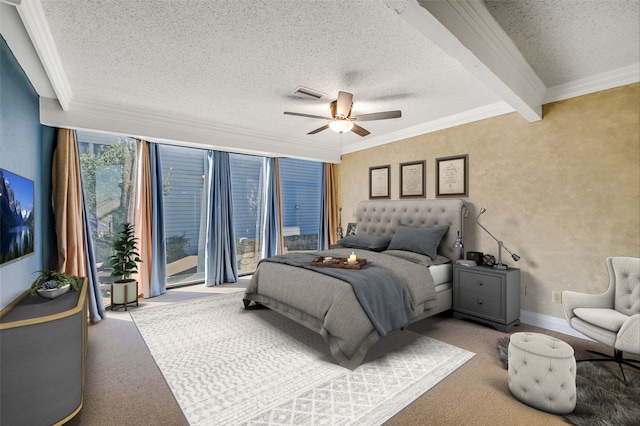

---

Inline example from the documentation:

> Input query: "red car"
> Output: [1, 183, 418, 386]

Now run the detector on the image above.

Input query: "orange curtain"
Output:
[132, 140, 153, 298]
[51, 129, 87, 277]
[325, 163, 340, 246]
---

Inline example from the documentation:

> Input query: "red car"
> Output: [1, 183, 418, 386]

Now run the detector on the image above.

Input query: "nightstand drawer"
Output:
[458, 270, 502, 297]
[457, 291, 502, 319]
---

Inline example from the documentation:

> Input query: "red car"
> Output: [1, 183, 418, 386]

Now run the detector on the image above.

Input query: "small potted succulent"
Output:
[109, 222, 142, 309]
[30, 269, 79, 299]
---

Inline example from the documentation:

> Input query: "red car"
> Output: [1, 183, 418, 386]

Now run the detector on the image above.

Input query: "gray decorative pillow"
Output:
[336, 235, 391, 252]
[383, 250, 451, 267]
[387, 225, 449, 260]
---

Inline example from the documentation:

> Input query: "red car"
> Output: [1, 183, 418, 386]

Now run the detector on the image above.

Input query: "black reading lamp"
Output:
[336, 207, 343, 239]
[475, 207, 521, 269]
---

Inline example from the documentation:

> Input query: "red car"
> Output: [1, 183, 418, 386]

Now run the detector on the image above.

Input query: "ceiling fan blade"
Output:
[351, 123, 370, 137]
[284, 111, 333, 120]
[335, 91, 353, 118]
[307, 124, 330, 135]
[351, 110, 402, 121]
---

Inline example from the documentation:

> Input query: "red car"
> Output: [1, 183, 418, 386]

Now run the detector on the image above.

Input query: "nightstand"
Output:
[452, 264, 521, 332]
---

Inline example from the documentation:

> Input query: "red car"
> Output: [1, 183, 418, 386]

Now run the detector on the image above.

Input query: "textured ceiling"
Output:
[4, 0, 639, 161]
[484, 0, 640, 86]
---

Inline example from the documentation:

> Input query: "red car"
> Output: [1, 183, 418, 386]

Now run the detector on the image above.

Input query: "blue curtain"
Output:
[204, 150, 237, 286]
[79, 163, 107, 324]
[149, 143, 167, 297]
[261, 157, 280, 258]
[318, 163, 329, 250]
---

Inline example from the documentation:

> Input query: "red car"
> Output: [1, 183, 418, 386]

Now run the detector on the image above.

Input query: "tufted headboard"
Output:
[355, 199, 468, 260]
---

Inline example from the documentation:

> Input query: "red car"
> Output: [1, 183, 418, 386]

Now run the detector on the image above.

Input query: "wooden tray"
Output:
[310, 256, 366, 270]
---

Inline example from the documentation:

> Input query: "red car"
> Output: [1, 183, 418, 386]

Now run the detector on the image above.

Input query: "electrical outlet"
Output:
[520, 285, 526, 297]
[552, 291, 562, 304]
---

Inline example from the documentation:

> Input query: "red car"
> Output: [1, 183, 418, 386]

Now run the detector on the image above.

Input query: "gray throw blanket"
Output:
[261, 253, 415, 336]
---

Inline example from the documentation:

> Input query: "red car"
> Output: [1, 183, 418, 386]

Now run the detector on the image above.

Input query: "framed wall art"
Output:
[400, 160, 426, 198]
[436, 154, 469, 197]
[0, 168, 35, 266]
[369, 165, 390, 199]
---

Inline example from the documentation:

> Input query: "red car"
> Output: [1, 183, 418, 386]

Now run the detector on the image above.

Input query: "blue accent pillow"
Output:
[387, 225, 449, 260]
[336, 235, 391, 252]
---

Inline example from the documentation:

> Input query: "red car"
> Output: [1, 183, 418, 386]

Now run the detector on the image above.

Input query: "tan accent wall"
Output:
[337, 83, 640, 319]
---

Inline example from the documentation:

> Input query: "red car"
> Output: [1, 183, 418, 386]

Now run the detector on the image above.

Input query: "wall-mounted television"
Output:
[0, 168, 35, 266]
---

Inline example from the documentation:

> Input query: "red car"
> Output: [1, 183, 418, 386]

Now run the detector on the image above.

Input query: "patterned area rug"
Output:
[131, 292, 475, 426]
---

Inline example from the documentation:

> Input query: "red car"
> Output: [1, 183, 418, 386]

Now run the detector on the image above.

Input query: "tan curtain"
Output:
[325, 163, 340, 246]
[132, 140, 153, 298]
[274, 158, 285, 254]
[52, 129, 87, 277]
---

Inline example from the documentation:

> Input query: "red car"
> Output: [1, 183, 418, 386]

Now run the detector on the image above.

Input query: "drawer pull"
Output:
[477, 299, 483, 305]
[477, 281, 483, 286]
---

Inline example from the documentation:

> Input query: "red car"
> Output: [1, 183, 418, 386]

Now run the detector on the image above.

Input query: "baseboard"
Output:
[520, 310, 593, 341]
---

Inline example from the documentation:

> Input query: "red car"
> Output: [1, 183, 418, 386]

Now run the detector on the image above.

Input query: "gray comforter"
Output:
[244, 248, 437, 369]
[260, 253, 415, 336]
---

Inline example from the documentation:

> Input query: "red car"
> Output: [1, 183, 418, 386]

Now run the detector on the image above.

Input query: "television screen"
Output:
[0, 168, 35, 265]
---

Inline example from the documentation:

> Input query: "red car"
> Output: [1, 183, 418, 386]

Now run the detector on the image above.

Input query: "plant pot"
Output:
[37, 284, 71, 300]
[110, 279, 139, 311]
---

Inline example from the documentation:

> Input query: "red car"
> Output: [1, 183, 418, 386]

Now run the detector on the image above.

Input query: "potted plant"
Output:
[109, 222, 142, 310]
[30, 269, 79, 299]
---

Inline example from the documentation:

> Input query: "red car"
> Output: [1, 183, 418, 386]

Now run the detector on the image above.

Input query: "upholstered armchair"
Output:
[562, 256, 640, 383]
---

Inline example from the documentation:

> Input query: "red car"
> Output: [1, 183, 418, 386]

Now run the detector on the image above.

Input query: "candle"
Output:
[348, 252, 357, 265]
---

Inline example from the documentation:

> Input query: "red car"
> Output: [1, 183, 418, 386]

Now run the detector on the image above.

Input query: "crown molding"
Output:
[14, 0, 71, 110]
[544, 63, 640, 103]
[343, 101, 515, 154]
[39, 97, 341, 163]
[345, 63, 639, 155]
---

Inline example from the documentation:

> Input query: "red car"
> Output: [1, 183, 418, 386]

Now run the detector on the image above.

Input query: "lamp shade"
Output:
[329, 119, 354, 134]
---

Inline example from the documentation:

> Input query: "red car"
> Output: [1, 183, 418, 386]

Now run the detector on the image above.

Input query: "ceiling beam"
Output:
[0, 3, 56, 98]
[12, 0, 72, 110]
[386, 0, 545, 122]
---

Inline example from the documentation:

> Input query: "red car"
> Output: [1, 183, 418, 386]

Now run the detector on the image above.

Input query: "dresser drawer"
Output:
[458, 270, 502, 297]
[457, 290, 502, 319]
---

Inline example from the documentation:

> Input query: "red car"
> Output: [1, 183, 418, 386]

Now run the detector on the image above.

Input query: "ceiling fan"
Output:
[284, 91, 401, 137]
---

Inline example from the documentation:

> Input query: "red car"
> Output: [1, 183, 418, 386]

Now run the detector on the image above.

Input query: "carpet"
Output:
[131, 292, 475, 425]
[497, 337, 640, 426]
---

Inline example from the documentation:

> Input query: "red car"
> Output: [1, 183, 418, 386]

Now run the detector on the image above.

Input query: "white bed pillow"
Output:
[383, 249, 450, 267]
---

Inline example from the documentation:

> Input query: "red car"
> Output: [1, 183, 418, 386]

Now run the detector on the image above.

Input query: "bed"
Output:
[243, 198, 468, 369]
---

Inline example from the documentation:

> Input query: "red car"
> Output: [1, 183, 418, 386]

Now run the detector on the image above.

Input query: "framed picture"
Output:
[0, 168, 35, 266]
[436, 154, 469, 197]
[400, 160, 426, 198]
[346, 222, 357, 236]
[369, 165, 391, 199]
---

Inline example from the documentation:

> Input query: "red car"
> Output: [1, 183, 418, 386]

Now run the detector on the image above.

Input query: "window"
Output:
[77, 130, 137, 307]
[279, 158, 323, 253]
[159, 145, 207, 287]
[229, 153, 266, 275]
[79, 128, 327, 293]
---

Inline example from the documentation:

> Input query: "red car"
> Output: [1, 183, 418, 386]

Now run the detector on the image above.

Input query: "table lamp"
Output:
[475, 207, 520, 269]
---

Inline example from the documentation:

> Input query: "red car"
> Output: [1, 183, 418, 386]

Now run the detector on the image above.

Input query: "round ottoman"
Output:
[508, 332, 576, 414]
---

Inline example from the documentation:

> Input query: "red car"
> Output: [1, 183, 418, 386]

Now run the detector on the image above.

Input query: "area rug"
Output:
[497, 337, 640, 426]
[131, 292, 475, 425]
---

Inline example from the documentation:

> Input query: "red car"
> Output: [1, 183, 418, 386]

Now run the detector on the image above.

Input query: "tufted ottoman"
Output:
[508, 332, 576, 414]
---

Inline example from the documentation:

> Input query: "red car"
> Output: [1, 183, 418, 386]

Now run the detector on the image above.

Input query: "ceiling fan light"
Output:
[329, 119, 354, 134]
